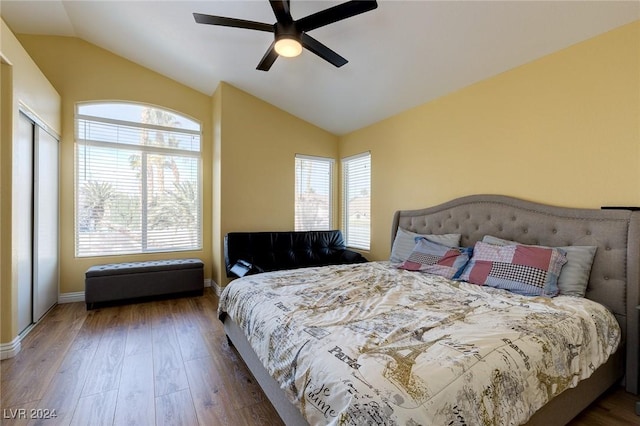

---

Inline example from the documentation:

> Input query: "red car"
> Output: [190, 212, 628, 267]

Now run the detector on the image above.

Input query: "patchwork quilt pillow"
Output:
[482, 235, 597, 297]
[459, 241, 567, 297]
[390, 228, 461, 264]
[399, 238, 472, 279]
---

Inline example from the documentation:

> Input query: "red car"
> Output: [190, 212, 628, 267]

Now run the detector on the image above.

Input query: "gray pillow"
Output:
[482, 235, 597, 297]
[390, 228, 461, 264]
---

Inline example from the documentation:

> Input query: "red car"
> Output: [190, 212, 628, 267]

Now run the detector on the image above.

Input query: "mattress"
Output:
[218, 262, 620, 425]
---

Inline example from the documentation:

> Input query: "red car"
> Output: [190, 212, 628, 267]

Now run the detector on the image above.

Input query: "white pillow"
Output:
[390, 228, 461, 264]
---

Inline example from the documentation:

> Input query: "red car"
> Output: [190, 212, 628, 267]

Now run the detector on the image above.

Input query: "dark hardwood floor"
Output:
[1, 288, 637, 425]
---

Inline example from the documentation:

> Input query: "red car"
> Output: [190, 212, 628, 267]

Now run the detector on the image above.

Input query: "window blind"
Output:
[342, 152, 371, 250]
[75, 103, 202, 257]
[295, 155, 333, 231]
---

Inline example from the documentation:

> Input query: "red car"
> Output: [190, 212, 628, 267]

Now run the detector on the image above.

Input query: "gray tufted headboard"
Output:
[391, 194, 640, 394]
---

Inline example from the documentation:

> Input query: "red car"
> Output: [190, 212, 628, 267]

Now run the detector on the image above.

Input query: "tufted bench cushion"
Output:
[85, 258, 204, 309]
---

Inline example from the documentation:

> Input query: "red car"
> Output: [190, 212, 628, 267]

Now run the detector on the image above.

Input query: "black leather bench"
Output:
[85, 258, 204, 309]
[224, 230, 367, 278]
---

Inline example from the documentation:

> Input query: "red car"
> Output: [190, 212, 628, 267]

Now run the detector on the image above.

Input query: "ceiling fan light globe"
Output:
[274, 38, 302, 58]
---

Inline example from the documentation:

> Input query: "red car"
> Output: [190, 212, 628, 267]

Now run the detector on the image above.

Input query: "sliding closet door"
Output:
[33, 126, 59, 321]
[16, 113, 34, 333]
[15, 111, 59, 330]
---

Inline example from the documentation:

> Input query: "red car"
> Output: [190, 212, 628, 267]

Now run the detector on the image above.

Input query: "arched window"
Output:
[75, 102, 202, 257]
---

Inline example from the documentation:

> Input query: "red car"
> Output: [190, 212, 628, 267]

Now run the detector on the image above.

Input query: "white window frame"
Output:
[342, 151, 371, 250]
[74, 101, 202, 257]
[295, 154, 334, 231]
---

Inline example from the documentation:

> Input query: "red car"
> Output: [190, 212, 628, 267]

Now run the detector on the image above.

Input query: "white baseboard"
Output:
[58, 279, 216, 304]
[0, 335, 21, 360]
[1, 316, 46, 359]
[210, 280, 222, 296]
[58, 291, 85, 304]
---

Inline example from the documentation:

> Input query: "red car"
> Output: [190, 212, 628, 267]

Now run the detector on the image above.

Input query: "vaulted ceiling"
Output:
[2, 1, 638, 134]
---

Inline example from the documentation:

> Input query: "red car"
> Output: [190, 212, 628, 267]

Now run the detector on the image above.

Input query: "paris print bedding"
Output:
[218, 261, 620, 425]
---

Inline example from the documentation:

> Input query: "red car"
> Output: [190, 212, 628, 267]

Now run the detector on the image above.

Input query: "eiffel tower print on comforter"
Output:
[218, 261, 620, 426]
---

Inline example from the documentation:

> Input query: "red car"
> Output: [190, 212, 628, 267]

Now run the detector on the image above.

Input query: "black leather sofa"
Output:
[224, 230, 367, 278]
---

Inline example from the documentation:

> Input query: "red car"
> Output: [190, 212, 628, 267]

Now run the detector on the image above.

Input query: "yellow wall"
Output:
[339, 21, 640, 262]
[211, 86, 223, 287]
[0, 19, 61, 344]
[15, 35, 338, 292]
[0, 56, 11, 346]
[16, 35, 213, 294]
[213, 83, 338, 285]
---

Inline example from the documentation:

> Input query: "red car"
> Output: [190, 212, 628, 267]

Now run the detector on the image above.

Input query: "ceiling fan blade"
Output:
[269, 0, 292, 24]
[296, 0, 378, 32]
[257, 41, 279, 71]
[193, 13, 273, 32]
[300, 33, 347, 68]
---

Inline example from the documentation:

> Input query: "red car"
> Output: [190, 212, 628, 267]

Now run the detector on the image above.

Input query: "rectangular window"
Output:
[295, 154, 333, 231]
[342, 152, 371, 250]
[75, 103, 202, 257]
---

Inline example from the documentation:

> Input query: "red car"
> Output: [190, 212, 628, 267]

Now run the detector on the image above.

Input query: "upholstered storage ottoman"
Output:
[85, 258, 204, 309]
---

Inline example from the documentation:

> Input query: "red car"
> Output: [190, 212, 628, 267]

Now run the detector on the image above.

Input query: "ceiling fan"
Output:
[193, 0, 378, 71]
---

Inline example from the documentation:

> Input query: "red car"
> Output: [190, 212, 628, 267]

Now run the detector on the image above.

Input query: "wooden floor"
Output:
[1, 288, 638, 425]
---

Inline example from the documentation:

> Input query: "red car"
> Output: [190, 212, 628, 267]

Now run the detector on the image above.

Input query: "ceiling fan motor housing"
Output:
[275, 22, 300, 42]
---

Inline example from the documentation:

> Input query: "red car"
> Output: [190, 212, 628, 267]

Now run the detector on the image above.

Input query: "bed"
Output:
[219, 194, 640, 425]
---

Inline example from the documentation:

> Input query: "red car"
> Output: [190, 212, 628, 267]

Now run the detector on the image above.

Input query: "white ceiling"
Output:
[2, 1, 638, 135]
